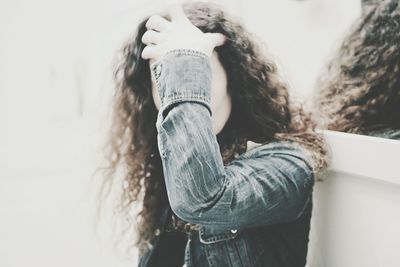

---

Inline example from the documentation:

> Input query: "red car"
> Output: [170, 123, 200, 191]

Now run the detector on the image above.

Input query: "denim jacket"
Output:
[138, 49, 316, 267]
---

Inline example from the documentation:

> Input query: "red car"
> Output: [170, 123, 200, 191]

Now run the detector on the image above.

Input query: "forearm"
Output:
[153, 49, 226, 210]
[157, 101, 228, 213]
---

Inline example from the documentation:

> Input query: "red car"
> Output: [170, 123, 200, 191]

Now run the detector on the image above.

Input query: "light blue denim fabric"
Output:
[138, 49, 316, 267]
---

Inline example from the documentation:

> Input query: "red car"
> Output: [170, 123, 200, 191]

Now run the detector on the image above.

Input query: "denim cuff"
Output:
[150, 49, 213, 118]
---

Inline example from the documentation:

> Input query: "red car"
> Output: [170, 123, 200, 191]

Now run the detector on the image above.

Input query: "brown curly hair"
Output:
[97, 1, 329, 257]
[313, 0, 400, 134]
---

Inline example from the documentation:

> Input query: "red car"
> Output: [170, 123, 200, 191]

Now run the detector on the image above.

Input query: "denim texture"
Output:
[138, 49, 316, 267]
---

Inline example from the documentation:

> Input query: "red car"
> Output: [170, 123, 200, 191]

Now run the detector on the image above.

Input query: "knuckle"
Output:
[145, 16, 154, 28]
[141, 32, 148, 43]
[141, 47, 149, 58]
[146, 16, 159, 28]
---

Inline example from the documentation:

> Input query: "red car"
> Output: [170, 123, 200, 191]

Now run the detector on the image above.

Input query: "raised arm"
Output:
[141, 4, 315, 230]
[151, 49, 315, 230]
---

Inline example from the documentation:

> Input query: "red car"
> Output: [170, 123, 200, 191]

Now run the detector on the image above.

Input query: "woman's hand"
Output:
[141, 4, 226, 61]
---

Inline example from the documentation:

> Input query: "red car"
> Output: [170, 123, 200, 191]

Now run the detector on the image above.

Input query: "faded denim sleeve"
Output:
[151, 49, 315, 230]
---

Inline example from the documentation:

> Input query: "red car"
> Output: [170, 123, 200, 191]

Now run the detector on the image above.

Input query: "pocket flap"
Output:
[198, 225, 241, 244]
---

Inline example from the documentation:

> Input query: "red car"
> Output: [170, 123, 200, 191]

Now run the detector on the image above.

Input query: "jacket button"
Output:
[154, 228, 161, 236]
[230, 229, 237, 234]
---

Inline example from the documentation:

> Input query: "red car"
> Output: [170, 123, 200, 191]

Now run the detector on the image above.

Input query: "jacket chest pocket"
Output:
[198, 225, 240, 244]
[198, 226, 266, 267]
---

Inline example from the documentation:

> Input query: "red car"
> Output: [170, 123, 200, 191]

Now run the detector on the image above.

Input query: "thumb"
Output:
[167, 3, 187, 22]
[206, 33, 227, 48]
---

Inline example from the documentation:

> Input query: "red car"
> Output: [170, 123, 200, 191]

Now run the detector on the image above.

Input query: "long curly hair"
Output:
[98, 1, 329, 257]
[313, 0, 400, 134]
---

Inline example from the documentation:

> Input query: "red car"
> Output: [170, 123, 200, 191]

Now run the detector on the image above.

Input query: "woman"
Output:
[100, 2, 328, 266]
[313, 0, 400, 140]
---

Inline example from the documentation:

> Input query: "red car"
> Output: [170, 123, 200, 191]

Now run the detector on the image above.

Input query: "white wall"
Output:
[0, 0, 364, 266]
[239, 0, 361, 98]
[0, 1, 163, 266]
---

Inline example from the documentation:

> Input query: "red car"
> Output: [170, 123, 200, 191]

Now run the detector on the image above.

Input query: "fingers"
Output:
[141, 44, 162, 60]
[146, 15, 170, 32]
[142, 15, 169, 60]
[142, 30, 162, 45]
[142, 5, 227, 60]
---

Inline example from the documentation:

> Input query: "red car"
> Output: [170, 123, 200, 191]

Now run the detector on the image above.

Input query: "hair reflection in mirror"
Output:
[313, 0, 400, 140]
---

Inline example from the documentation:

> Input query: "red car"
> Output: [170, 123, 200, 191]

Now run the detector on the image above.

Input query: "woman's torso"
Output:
[139, 193, 313, 267]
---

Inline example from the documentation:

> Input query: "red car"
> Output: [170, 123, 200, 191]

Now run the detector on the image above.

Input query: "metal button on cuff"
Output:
[154, 228, 161, 236]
